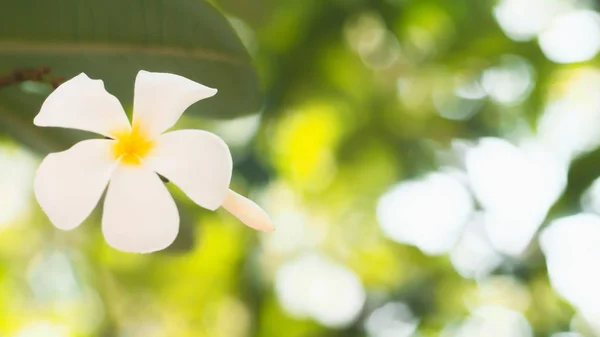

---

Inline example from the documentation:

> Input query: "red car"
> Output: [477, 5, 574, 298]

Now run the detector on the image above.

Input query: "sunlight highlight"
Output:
[377, 171, 474, 255]
[450, 213, 503, 279]
[275, 253, 366, 328]
[481, 55, 535, 106]
[433, 77, 485, 121]
[581, 176, 600, 215]
[493, 0, 565, 41]
[0, 144, 36, 227]
[261, 183, 326, 255]
[539, 10, 600, 64]
[538, 67, 600, 160]
[364, 302, 419, 337]
[14, 321, 70, 337]
[465, 138, 566, 255]
[540, 214, 600, 319]
[444, 306, 532, 337]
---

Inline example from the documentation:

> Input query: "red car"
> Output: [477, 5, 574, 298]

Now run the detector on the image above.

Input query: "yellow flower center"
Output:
[111, 125, 154, 165]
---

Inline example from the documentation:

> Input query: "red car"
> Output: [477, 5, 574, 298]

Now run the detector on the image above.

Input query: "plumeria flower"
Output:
[33, 71, 274, 253]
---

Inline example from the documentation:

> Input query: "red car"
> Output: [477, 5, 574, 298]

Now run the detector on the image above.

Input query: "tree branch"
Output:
[0, 66, 64, 89]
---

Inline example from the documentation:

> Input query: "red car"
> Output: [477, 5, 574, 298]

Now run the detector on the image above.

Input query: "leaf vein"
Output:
[0, 40, 248, 66]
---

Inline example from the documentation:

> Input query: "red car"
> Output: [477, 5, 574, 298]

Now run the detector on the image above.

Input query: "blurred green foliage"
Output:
[0, 0, 599, 336]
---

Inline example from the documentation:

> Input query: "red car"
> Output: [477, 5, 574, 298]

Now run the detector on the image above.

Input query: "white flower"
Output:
[33, 71, 274, 253]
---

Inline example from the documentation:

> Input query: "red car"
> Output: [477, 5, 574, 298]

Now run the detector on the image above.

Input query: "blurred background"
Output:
[3, 0, 600, 336]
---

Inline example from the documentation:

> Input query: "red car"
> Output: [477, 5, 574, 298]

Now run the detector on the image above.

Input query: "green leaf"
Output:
[0, 0, 260, 153]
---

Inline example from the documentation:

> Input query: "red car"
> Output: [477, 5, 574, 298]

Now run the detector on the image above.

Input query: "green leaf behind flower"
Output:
[0, 0, 260, 153]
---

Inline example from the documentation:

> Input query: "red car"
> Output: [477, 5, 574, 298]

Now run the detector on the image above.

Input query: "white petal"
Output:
[102, 164, 179, 253]
[34, 73, 131, 137]
[132, 70, 217, 137]
[144, 129, 232, 210]
[222, 190, 275, 231]
[34, 139, 117, 230]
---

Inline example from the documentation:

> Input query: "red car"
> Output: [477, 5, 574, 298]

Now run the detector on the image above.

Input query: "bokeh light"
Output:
[261, 183, 327, 256]
[433, 77, 485, 121]
[0, 143, 36, 227]
[538, 67, 600, 160]
[493, 0, 566, 41]
[581, 176, 600, 215]
[539, 10, 600, 64]
[212, 115, 261, 149]
[13, 321, 70, 337]
[468, 276, 532, 313]
[465, 138, 566, 255]
[481, 55, 535, 106]
[274, 253, 366, 328]
[377, 171, 474, 255]
[540, 214, 600, 320]
[450, 213, 503, 280]
[364, 302, 419, 337]
[443, 306, 532, 337]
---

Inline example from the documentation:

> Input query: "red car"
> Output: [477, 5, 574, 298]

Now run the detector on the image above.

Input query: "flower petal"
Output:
[132, 70, 217, 137]
[34, 139, 117, 230]
[222, 190, 275, 231]
[102, 164, 179, 253]
[34, 73, 131, 137]
[144, 129, 232, 210]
